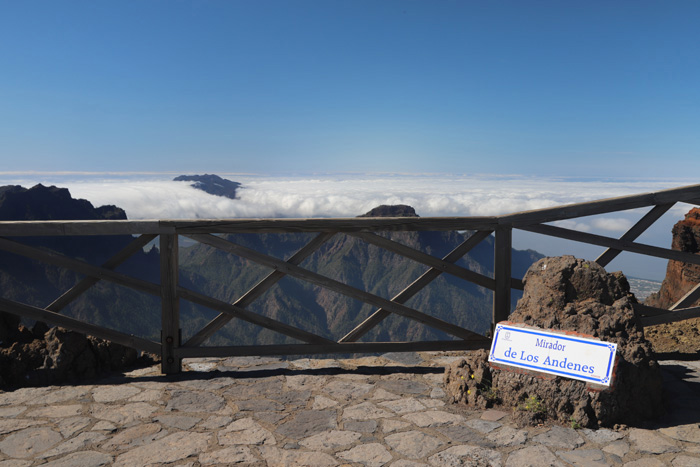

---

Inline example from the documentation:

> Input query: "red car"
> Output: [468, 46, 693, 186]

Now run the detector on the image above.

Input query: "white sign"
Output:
[488, 323, 618, 386]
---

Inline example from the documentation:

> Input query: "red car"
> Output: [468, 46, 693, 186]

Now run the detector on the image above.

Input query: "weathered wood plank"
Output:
[632, 303, 670, 317]
[596, 203, 675, 267]
[493, 228, 512, 329]
[347, 231, 496, 289]
[511, 278, 525, 290]
[178, 286, 335, 345]
[169, 217, 499, 234]
[184, 232, 336, 347]
[175, 338, 490, 358]
[641, 306, 700, 326]
[0, 220, 161, 236]
[519, 224, 700, 266]
[185, 233, 484, 341]
[500, 184, 700, 227]
[340, 230, 494, 343]
[670, 282, 700, 310]
[160, 234, 181, 374]
[47, 234, 158, 312]
[0, 237, 162, 295]
[0, 297, 161, 354]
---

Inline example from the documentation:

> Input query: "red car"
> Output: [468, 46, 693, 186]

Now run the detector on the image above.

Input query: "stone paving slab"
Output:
[0, 352, 699, 466]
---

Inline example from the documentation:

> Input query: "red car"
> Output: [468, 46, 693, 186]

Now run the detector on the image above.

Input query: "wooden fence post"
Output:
[492, 227, 512, 333]
[160, 233, 181, 374]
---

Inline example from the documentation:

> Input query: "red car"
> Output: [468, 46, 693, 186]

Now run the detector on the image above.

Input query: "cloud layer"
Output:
[17, 173, 689, 223]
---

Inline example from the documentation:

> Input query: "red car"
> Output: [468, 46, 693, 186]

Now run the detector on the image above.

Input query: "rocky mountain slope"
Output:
[646, 207, 700, 309]
[644, 207, 700, 357]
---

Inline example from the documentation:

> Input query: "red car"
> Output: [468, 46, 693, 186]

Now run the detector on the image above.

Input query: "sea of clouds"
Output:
[1, 172, 695, 279]
[1, 172, 689, 221]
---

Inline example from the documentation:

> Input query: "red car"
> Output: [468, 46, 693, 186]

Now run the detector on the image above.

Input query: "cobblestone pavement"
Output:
[1, 352, 699, 466]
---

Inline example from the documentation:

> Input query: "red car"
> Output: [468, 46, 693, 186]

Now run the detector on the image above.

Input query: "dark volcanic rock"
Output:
[0, 326, 142, 389]
[0, 184, 126, 222]
[174, 174, 241, 199]
[646, 207, 700, 309]
[0, 184, 131, 263]
[445, 256, 664, 428]
[359, 205, 418, 218]
[0, 311, 21, 346]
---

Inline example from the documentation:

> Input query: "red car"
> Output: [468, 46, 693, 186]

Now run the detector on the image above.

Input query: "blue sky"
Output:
[2, 0, 700, 176]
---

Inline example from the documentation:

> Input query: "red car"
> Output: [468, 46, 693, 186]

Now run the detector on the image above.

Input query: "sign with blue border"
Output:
[488, 323, 617, 386]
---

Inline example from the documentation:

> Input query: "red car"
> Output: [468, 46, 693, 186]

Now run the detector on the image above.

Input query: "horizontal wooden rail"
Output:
[632, 303, 669, 317]
[168, 217, 499, 234]
[499, 183, 700, 227]
[518, 224, 700, 266]
[175, 339, 490, 359]
[638, 305, 700, 326]
[0, 220, 163, 236]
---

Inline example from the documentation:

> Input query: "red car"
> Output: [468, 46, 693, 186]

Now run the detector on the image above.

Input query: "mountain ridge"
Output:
[173, 174, 241, 199]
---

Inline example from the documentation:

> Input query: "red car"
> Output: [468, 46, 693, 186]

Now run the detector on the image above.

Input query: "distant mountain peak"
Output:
[358, 205, 419, 218]
[0, 183, 126, 221]
[174, 174, 241, 200]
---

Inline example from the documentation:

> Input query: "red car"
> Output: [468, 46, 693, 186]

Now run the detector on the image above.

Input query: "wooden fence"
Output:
[1, 184, 700, 374]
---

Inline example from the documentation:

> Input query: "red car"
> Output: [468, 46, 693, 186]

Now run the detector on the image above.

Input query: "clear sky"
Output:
[2, 0, 699, 177]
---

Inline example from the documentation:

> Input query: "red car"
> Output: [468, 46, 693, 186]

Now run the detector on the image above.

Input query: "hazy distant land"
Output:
[627, 277, 662, 301]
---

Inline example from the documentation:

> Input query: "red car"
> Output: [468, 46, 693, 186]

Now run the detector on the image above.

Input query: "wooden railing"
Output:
[1, 183, 700, 373]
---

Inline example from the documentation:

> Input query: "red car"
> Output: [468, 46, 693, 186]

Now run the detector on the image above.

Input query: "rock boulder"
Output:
[0, 323, 145, 389]
[445, 256, 664, 428]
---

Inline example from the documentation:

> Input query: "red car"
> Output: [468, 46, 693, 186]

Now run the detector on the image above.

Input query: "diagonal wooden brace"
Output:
[47, 234, 158, 312]
[0, 236, 160, 295]
[670, 282, 700, 310]
[596, 203, 674, 267]
[185, 233, 484, 341]
[184, 232, 335, 346]
[339, 230, 493, 342]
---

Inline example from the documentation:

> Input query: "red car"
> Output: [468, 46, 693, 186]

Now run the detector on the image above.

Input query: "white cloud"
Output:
[591, 217, 633, 232]
[0, 173, 692, 222]
[551, 220, 592, 232]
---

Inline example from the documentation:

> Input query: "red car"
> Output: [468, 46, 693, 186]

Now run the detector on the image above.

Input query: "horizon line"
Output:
[0, 170, 697, 183]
